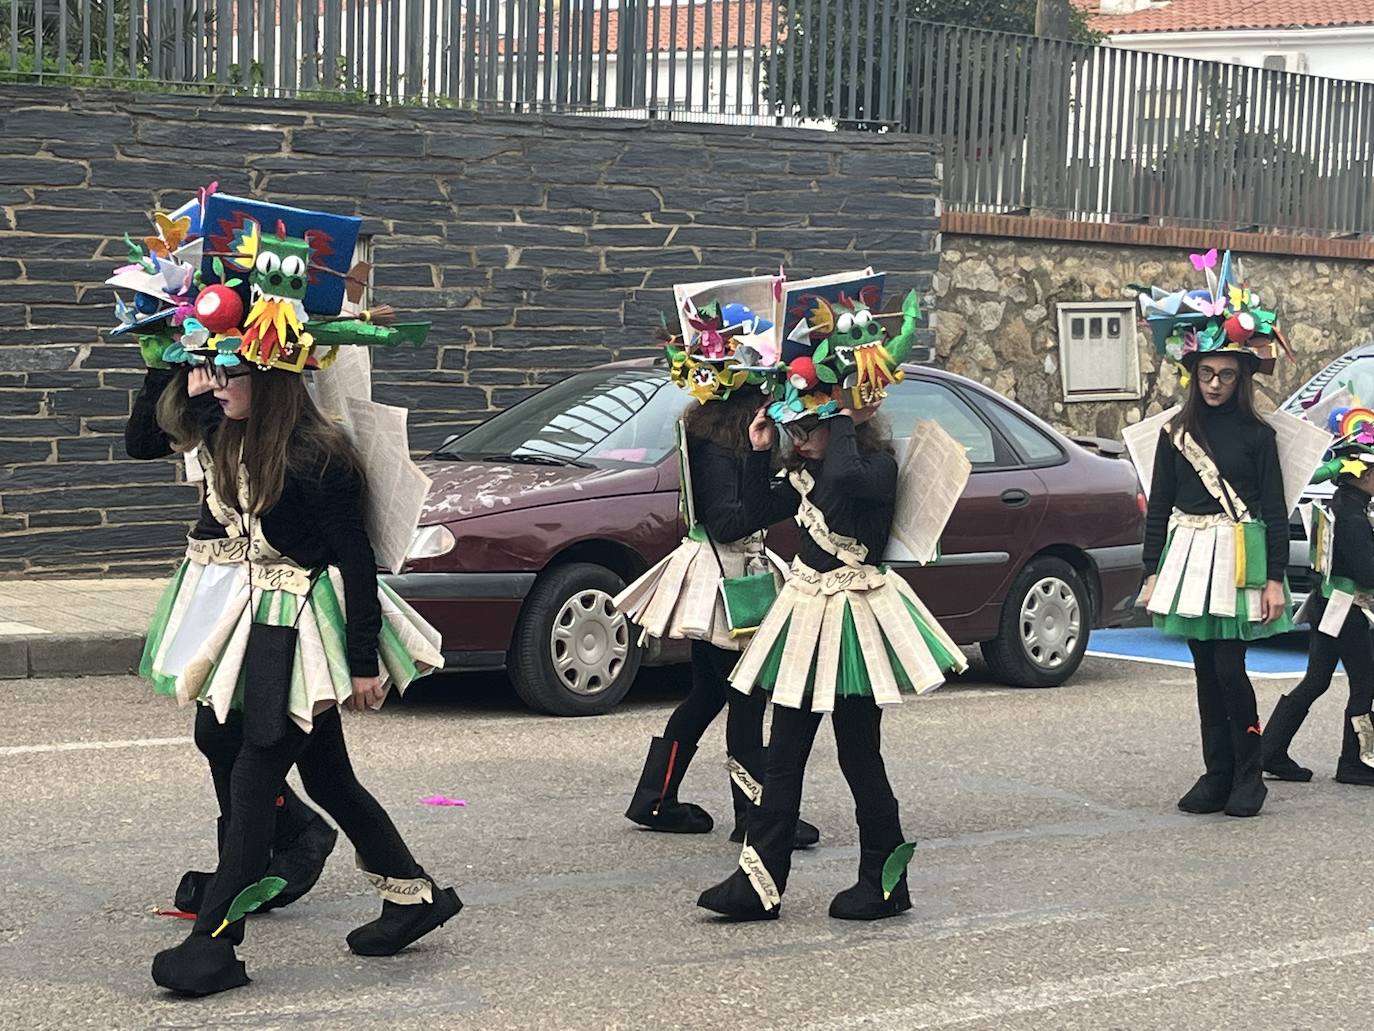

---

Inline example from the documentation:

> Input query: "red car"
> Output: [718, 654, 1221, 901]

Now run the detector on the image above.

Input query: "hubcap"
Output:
[1019, 576, 1081, 671]
[550, 588, 630, 697]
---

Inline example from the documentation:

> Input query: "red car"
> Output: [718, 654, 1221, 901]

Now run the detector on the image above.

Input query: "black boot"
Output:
[1178, 724, 1234, 814]
[174, 817, 226, 914]
[260, 809, 338, 911]
[1224, 721, 1267, 818]
[1261, 694, 1314, 781]
[347, 867, 462, 957]
[1336, 719, 1374, 785]
[829, 802, 914, 921]
[625, 736, 713, 834]
[151, 932, 250, 998]
[726, 752, 820, 849]
[698, 805, 794, 921]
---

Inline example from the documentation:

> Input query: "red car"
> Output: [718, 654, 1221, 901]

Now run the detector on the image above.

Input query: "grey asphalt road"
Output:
[1, 652, 1369, 1031]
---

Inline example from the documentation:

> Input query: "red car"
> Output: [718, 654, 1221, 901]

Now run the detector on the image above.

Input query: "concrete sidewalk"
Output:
[0, 578, 165, 678]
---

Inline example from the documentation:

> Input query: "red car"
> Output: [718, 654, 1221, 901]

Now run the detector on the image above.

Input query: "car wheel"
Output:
[980, 556, 1090, 688]
[508, 562, 642, 716]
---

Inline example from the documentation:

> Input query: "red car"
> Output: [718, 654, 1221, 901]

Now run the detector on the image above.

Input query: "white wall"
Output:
[1103, 25, 1374, 82]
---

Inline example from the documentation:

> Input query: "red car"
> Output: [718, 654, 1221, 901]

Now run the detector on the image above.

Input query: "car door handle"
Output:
[1000, 488, 1031, 508]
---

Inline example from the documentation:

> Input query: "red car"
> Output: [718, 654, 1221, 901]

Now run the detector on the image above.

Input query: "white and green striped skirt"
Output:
[141, 548, 444, 733]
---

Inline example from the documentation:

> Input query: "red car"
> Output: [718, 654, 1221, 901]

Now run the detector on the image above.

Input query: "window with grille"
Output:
[1056, 302, 1141, 402]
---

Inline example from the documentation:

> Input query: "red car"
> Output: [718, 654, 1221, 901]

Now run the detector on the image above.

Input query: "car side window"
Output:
[882, 379, 999, 466]
[977, 397, 1064, 465]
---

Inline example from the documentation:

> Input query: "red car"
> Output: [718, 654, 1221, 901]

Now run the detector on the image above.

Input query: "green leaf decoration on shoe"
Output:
[211, 876, 288, 938]
[881, 841, 917, 900]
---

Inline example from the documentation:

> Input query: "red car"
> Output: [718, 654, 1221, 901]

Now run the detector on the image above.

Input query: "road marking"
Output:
[809, 930, 1374, 1029]
[1084, 649, 1307, 680]
[0, 736, 192, 757]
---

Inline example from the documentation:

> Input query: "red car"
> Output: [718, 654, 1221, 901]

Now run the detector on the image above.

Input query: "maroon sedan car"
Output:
[389, 360, 1145, 715]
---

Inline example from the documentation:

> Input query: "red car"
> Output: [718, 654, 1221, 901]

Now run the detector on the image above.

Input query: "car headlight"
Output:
[407, 525, 457, 560]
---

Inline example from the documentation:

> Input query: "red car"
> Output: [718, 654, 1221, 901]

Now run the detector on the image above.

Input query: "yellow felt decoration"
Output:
[1233, 523, 1247, 589]
[1340, 457, 1369, 479]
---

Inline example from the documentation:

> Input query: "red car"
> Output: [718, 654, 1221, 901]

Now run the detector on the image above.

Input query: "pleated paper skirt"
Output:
[614, 532, 783, 652]
[729, 560, 967, 712]
[140, 558, 444, 733]
[1149, 518, 1292, 642]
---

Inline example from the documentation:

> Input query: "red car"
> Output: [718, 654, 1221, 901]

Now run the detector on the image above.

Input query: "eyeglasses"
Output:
[784, 422, 818, 444]
[1196, 367, 1238, 385]
[208, 363, 252, 388]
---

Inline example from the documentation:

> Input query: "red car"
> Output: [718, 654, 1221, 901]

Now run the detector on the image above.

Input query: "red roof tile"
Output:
[504, 1, 779, 54]
[1078, 0, 1374, 34]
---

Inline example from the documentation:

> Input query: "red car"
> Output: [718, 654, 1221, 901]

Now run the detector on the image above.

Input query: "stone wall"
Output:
[0, 86, 939, 577]
[935, 235, 1374, 438]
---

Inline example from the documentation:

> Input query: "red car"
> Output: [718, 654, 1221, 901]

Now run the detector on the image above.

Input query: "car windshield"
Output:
[1282, 350, 1374, 414]
[440, 368, 681, 468]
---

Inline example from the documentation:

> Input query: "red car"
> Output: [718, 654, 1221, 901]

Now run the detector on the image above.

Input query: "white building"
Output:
[1081, 0, 1374, 81]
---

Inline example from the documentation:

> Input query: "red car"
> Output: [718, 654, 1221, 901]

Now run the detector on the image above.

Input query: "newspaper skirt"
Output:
[729, 559, 967, 712]
[140, 540, 444, 733]
[613, 531, 784, 652]
[1149, 511, 1293, 642]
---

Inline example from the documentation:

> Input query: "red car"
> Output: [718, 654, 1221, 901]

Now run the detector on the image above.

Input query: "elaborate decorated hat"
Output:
[1311, 406, 1374, 483]
[768, 268, 921, 425]
[665, 273, 782, 404]
[106, 186, 430, 375]
[1134, 248, 1292, 377]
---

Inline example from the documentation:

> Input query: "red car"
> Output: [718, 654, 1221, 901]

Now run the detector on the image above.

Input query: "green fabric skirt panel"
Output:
[139, 560, 446, 733]
[1151, 529, 1294, 642]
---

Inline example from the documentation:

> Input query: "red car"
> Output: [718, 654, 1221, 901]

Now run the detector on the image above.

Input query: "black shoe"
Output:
[829, 803, 914, 922]
[151, 933, 250, 998]
[625, 737, 713, 834]
[1336, 719, 1374, 785]
[1178, 724, 1234, 814]
[347, 872, 462, 957]
[173, 870, 214, 914]
[261, 814, 338, 911]
[1261, 694, 1314, 781]
[728, 813, 821, 850]
[699, 806, 794, 921]
[1224, 722, 1267, 818]
[726, 751, 819, 849]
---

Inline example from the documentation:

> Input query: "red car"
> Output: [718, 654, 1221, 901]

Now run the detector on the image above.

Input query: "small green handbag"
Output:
[1235, 519, 1268, 590]
[719, 571, 779, 638]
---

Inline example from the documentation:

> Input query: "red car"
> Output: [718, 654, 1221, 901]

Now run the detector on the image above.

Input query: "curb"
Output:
[0, 632, 146, 680]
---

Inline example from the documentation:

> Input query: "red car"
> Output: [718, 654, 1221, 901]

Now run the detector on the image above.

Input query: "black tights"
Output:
[1289, 597, 1374, 717]
[761, 697, 897, 819]
[193, 706, 313, 844]
[661, 640, 767, 770]
[191, 707, 419, 936]
[1187, 639, 1259, 732]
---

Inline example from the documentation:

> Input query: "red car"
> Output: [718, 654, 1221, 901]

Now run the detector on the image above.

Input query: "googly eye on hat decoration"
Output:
[104, 187, 432, 376]
[767, 268, 923, 426]
[1132, 248, 1294, 379]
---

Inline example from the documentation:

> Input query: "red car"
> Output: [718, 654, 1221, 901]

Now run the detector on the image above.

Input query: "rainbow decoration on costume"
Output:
[1338, 407, 1374, 439]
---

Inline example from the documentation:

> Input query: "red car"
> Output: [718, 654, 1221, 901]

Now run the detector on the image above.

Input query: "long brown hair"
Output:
[783, 413, 893, 471]
[682, 385, 764, 452]
[211, 370, 362, 514]
[154, 368, 199, 453]
[1176, 354, 1260, 455]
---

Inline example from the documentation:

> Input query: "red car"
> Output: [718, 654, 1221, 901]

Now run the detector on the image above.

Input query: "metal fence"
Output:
[5, 0, 1374, 235]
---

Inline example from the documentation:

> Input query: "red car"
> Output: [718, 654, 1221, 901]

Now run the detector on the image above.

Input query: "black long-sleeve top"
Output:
[1142, 397, 1287, 581]
[746, 416, 898, 572]
[1328, 482, 1374, 591]
[124, 368, 382, 677]
[689, 436, 777, 544]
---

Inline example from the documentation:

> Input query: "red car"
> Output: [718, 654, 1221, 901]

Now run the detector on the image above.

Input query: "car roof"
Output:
[1281, 338, 1374, 413]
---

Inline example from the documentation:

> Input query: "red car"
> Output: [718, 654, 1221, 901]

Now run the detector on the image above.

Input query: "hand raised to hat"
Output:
[840, 402, 880, 426]
[187, 367, 216, 397]
[749, 407, 776, 452]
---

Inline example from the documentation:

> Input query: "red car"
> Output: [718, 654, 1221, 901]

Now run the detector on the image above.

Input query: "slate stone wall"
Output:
[0, 86, 940, 577]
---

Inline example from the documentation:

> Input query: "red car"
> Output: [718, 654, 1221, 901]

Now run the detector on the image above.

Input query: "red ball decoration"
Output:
[195, 284, 244, 333]
[788, 356, 819, 390]
[1224, 311, 1256, 343]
